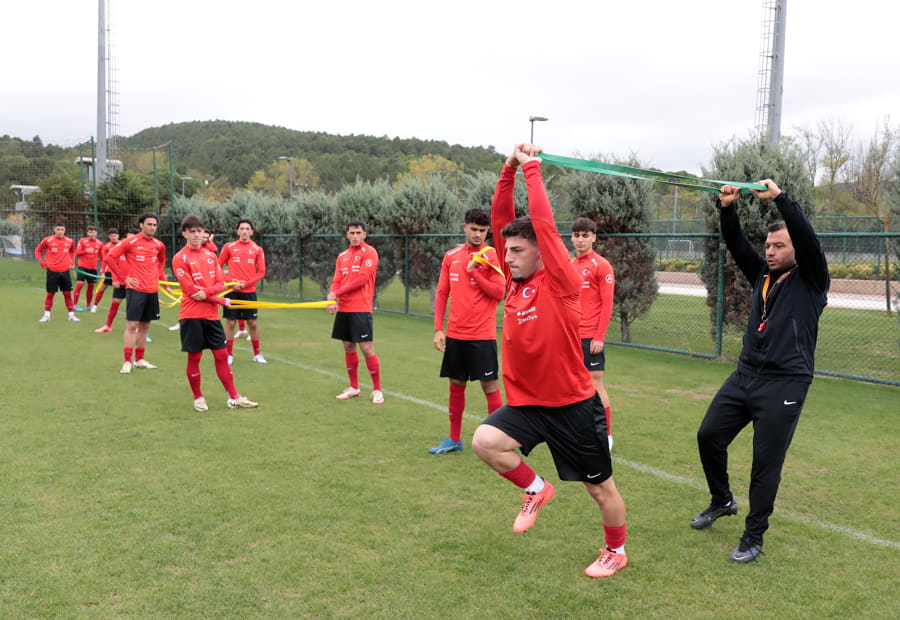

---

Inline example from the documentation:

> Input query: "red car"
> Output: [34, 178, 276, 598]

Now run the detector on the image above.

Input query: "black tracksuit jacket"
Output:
[720, 192, 830, 381]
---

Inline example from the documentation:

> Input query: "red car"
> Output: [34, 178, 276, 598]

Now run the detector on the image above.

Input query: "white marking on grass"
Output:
[261, 349, 900, 551]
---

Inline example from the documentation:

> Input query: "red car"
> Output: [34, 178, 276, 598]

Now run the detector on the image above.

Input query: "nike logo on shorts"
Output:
[784, 400, 798, 406]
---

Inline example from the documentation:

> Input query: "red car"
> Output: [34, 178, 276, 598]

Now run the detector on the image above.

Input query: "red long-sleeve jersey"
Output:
[218, 240, 266, 293]
[35, 235, 75, 272]
[330, 242, 379, 313]
[492, 162, 595, 407]
[173, 245, 228, 320]
[75, 237, 104, 270]
[106, 234, 166, 293]
[433, 243, 504, 340]
[571, 251, 615, 342]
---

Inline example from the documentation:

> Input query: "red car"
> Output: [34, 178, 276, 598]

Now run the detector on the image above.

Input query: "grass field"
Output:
[1, 259, 898, 618]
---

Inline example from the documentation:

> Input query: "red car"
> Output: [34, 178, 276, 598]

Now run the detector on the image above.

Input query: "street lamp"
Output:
[180, 176, 192, 197]
[277, 156, 293, 199]
[529, 116, 549, 143]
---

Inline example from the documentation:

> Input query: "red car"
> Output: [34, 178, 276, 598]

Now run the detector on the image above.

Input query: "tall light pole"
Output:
[277, 156, 293, 199]
[180, 176, 192, 198]
[529, 116, 549, 144]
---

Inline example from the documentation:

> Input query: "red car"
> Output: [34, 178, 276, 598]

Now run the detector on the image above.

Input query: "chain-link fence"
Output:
[241, 230, 897, 386]
[5, 208, 898, 385]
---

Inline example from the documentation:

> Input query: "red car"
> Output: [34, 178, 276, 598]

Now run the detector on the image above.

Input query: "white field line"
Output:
[247, 346, 900, 551]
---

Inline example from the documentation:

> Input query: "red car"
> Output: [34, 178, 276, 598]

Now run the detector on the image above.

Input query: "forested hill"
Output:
[118, 120, 505, 191]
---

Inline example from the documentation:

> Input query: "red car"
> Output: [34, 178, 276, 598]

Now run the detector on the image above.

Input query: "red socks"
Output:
[62, 291, 74, 311]
[212, 349, 238, 398]
[251, 338, 261, 356]
[105, 302, 119, 326]
[186, 352, 203, 398]
[123, 347, 133, 363]
[500, 460, 538, 489]
[448, 383, 466, 442]
[44, 292, 54, 311]
[604, 523, 627, 550]
[365, 354, 381, 390]
[226, 340, 234, 356]
[486, 390, 503, 414]
[73, 282, 84, 306]
[135, 347, 145, 362]
[345, 352, 359, 389]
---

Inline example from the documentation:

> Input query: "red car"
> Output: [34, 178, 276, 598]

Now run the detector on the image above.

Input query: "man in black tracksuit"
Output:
[691, 179, 829, 563]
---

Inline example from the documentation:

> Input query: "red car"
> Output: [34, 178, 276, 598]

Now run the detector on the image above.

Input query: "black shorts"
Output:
[180, 318, 227, 352]
[480, 394, 611, 483]
[223, 291, 258, 320]
[581, 338, 606, 372]
[125, 289, 160, 322]
[102, 272, 113, 286]
[76, 267, 99, 283]
[45, 269, 73, 293]
[112, 284, 126, 300]
[440, 338, 499, 382]
[331, 312, 373, 343]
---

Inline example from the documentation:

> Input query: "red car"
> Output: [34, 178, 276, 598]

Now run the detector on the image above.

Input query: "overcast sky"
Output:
[3, 0, 898, 175]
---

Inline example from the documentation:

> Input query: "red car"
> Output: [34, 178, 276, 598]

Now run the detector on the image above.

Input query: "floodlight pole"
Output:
[529, 116, 549, 144]
[278, 156, 293, 199]
[181, 176, 192, 197]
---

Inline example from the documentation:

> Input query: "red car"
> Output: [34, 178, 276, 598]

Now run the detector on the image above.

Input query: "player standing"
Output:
[72, 225, 104, 312]
[472, 144, 628, 578]
[34, 222, 78, 323]
[570, 217, 616, 449]
[106, 214, 167, 374]
[218, 219, 268, 365]
[327, 221, 384, 404]
[173, 214, 259, 412]
[430, 208, 505, 454]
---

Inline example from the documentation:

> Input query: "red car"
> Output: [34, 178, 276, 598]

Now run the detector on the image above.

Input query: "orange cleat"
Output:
[584, 549, 628, 578]
[513, 481, 555, 533]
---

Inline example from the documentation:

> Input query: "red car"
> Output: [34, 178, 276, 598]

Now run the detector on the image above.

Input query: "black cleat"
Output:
[729, 535, 763, 563]
[690, 500, 738, 529]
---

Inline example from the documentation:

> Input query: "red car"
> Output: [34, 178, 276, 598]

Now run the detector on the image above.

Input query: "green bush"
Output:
[828, 262, 898, 280]
[657, 258, 701, 272]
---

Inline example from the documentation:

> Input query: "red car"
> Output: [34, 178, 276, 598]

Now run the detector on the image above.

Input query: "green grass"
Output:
[1, 259, 898, 618]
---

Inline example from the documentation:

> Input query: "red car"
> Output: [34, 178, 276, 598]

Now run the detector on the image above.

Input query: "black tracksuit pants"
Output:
[697, 368, 810, 545]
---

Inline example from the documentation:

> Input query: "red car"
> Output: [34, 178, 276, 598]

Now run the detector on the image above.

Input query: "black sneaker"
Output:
[690, 500, 738, 529]
[729, 536, 763, 563]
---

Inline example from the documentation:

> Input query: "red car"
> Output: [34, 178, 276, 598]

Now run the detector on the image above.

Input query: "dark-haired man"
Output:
[430, 207, 505, 454]
[35, 222, 78, 323]
[472, 144, 628, 579]
[173, 214, 258, 412]
[219, 218, 267, 365]
[106, 213, 167, 374]
[692, 179, 829, 564]
[570, 217, 615, 450]
[328, 221, 383, 404]
[73, 225, 103, 312]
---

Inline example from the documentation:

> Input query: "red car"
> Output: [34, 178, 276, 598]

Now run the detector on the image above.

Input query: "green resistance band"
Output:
[538, 153, 767, 194]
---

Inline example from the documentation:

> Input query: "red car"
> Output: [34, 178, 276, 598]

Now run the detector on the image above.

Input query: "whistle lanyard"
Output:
[758, 269, 794, 332]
